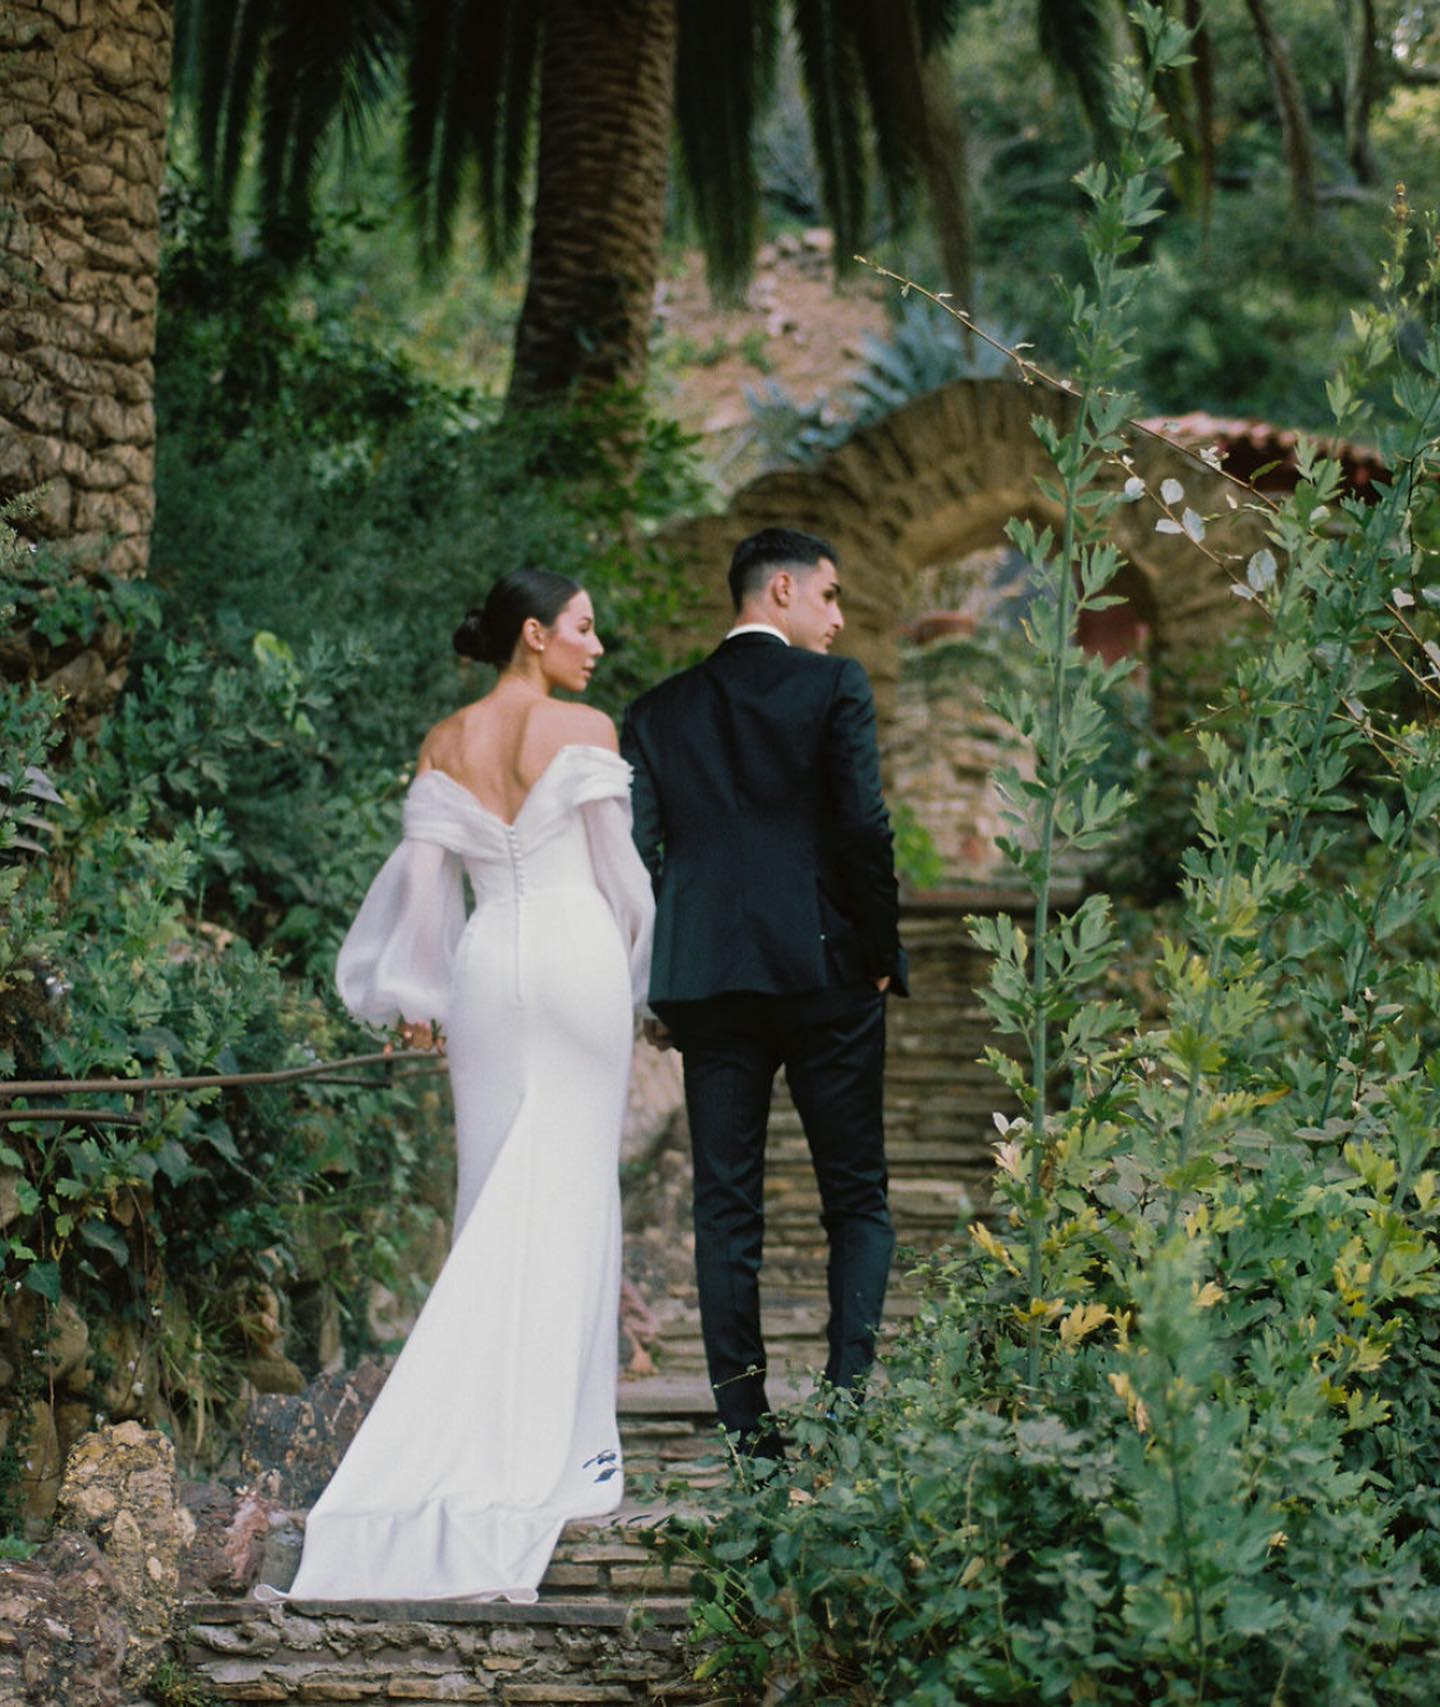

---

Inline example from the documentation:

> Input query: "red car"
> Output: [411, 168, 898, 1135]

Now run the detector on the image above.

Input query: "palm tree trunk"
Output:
[0, 0, 172, 715]
[507, 0, 678, 410]
[1243, 0, 1317, 214]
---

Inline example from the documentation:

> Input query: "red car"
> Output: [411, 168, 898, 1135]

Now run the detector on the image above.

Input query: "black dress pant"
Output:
[657, 987, 895, 1441]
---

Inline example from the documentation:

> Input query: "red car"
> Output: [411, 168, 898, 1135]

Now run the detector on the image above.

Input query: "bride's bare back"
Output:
[417, 687, 618, 826]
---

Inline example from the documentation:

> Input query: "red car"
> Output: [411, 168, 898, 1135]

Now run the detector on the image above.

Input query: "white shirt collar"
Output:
[724, 622, 789, 645]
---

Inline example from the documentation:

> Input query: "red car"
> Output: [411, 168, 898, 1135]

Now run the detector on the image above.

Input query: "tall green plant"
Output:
[966, 11, 1183, 1383]
[663, 14, 1440, 1701]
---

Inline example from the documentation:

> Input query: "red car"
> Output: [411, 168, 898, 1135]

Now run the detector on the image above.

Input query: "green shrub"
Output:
[152, 186, 702, 726]
[1, 191, 706, 1525]
[666, 15, 1440, 1701]
[0, 550, 445, 1508]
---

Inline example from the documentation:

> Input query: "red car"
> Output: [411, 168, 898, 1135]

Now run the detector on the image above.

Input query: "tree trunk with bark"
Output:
[1184, 0, 1216, 221]
[507, 0, 678, 410]
[1244, 0, 1317, 215]
[1342, 0, 1380, 185]
[0, 0, 172, 716]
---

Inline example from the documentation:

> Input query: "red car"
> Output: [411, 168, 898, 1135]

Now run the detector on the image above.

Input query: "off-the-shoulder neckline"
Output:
[411, 743, 626, 830]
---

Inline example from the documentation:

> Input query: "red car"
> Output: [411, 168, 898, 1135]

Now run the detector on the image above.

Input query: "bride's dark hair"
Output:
[454, 568, 583, 666]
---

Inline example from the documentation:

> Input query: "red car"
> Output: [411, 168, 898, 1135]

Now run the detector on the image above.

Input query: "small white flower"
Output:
[1122, 476, 1145, 501]
[1156, 518, 1184, 534]
[1181, 508, 1206, 542]
[1160, 478, 1185, 505]
[1199, 445, 1223, 471]
[1392, 587, 1415, 608]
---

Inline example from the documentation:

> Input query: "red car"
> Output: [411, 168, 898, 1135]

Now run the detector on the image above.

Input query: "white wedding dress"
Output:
[276, 743, 653, 1603]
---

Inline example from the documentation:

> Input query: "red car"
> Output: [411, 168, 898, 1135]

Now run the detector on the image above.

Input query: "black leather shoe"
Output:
[734, 1426, 789, 1464]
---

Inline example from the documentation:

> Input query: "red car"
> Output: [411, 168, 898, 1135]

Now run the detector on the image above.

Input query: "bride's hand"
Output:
[397, 1020, 445, 1053]
[641, 1015, 673, 1052]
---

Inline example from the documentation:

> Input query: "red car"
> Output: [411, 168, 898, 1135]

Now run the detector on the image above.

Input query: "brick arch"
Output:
[658, 378, 1262, 715]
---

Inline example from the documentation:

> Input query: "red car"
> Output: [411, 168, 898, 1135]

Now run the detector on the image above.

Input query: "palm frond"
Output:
[675, 0, 781, 302]
[338, 1, 408, 173]
[406, 0, 538, 275]
[405, 0, 469, 272]
[790, 0, 868, 276]
[467, 0, 540, 267]
[179, 0, 278, 214]
[913, 0, 966, 55]
[1036, 0, 1118, 153]
[844, 0, 923, 229]
[254, 0, 402, 260]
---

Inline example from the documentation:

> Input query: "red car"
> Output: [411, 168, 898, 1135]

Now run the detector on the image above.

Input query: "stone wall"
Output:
[884, 547, 1035, 879]
[656, 378, 1265, 726]
[0, 1420, 189, 1700]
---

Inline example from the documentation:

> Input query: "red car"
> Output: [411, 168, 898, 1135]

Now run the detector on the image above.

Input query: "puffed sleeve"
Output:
[335, 838, 467, 1027]
[565, 748, 654, 1010]
[582, 795, 654, 1010]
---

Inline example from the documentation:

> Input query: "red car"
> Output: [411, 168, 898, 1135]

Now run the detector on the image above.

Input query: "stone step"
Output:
[649, 1327, 907, 1378]
[186, 1591, 703, 1704]
[763, 1147, 997, 1176]
[763, 1163, 988, 1194]
[251, 1499, 708, 1609]
[763, 1061, 1008, 1097]
[765, 1173, 970, 1207]
[189, 1502, 711, 1700]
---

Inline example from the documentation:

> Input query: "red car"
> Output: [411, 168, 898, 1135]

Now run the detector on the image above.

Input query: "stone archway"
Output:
[658, 377, 1265, 717]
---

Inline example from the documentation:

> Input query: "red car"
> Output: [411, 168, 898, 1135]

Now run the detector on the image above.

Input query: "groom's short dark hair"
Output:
[728, 528, 837, 611]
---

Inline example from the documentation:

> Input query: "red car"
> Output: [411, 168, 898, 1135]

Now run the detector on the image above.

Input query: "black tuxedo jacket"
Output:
[621, 633, 908, 1005]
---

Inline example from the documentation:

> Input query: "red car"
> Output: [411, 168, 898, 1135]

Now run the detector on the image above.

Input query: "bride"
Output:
[274, 567, 654, 1603]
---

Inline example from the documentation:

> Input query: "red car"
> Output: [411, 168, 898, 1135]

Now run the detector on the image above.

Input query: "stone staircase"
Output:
[186, 897, 1016, 1705]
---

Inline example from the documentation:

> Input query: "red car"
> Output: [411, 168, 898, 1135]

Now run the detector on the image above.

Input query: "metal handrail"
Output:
[0, 1049, 448, 1126]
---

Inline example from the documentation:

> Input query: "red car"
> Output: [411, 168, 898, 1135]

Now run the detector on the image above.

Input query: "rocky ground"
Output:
[0, 1422, 189, 1707]
[651, 233, 890, 491]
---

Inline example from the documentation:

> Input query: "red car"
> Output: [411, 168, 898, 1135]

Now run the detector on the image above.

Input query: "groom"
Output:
[621, 527, 908, 1454]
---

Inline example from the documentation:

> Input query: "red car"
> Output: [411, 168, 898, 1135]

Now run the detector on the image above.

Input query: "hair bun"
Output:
[453, 608, 500, 664]
[454, 568, 583, 669]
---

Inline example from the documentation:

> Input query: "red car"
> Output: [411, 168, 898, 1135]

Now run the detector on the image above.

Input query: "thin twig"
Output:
[855, 256, 1281, 509]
